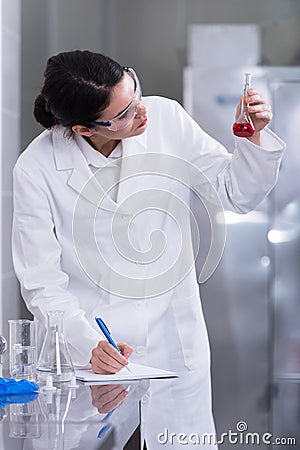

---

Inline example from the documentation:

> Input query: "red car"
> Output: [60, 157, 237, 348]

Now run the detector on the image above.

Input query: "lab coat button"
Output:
[135, 345, 145, 355]
[136, 301, 143, 309]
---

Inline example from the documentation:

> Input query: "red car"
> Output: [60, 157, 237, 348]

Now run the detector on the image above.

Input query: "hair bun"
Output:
[33, 93, 59, 129]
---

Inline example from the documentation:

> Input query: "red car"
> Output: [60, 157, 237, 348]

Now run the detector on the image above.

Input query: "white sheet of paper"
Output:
[75, 362, 177, 382]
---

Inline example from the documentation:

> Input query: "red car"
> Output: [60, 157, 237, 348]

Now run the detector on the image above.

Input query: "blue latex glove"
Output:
[0, 377, 39, 395]
[0, 391, 38, 408]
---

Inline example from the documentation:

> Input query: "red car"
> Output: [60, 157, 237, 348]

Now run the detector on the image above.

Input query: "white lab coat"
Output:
[12, 95, 284, 382]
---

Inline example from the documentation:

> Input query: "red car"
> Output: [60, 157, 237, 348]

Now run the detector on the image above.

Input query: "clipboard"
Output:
[75, 362, 178, 383]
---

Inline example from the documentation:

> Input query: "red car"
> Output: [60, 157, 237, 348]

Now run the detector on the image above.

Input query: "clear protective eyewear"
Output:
[89, 67, 142, 131]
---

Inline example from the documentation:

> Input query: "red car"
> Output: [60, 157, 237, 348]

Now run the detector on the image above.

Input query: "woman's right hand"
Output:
[90, 340, 133, 374]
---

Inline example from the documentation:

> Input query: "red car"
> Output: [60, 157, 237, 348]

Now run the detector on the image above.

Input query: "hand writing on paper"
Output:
[91, 340, 133, 374]
[90, 384, 129, 414]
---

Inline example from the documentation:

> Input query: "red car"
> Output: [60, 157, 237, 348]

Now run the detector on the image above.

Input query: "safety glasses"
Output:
[89, 67, 142, 131]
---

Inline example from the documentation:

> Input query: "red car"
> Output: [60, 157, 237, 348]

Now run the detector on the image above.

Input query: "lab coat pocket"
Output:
[171, 295, 210, 371]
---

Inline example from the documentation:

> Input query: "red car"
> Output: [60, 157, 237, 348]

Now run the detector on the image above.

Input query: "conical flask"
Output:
[37, 311, 75, 383]
[232, 72, 255, 138]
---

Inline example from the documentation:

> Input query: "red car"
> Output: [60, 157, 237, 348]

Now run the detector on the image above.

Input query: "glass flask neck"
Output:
[243, 72, 251, 97]
[237, 72, 253, 125]
[237, 97, 252, 123]
[239, 73, 252, 120]
[47, 311, 64, 332]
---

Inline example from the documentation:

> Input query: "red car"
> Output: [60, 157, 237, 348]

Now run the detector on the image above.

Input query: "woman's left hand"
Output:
[243, 88, 273, 134]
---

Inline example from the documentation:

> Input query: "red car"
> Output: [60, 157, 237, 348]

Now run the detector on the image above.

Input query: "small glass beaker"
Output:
[0, 335, 7, 377]
[8, 319, 38, 381]
[9, 395, 40, 439]
[37, 311, 75, 383]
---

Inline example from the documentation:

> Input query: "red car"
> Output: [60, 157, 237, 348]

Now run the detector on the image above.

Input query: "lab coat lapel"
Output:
[116, 131, 148, 210]
[52, 126, 118, 212]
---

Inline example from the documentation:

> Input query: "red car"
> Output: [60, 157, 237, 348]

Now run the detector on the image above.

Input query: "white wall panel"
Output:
[21, 0, 106, 148]
[0, 0, 22, 358]
[0, 0, 3, 336]
[187, 24, 261, 67]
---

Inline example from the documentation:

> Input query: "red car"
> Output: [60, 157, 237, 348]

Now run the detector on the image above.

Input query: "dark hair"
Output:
[33, 50, 124, 129]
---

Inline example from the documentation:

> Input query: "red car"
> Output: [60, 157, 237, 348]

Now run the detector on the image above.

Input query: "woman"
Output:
[12, 50, 285, 447]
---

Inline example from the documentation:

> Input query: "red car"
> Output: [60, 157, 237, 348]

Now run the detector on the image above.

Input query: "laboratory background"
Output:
[1, 0, 300, 448]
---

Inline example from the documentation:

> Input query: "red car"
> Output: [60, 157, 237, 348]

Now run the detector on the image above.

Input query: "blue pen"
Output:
[95, 317, 131, 372]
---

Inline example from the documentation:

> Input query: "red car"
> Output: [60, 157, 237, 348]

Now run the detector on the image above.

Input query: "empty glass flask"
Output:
[37, 311, 75, 383]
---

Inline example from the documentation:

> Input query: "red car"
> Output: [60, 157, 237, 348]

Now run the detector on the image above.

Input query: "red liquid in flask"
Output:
[233, 73, 255, 138]
[232, 122, 255, 138]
